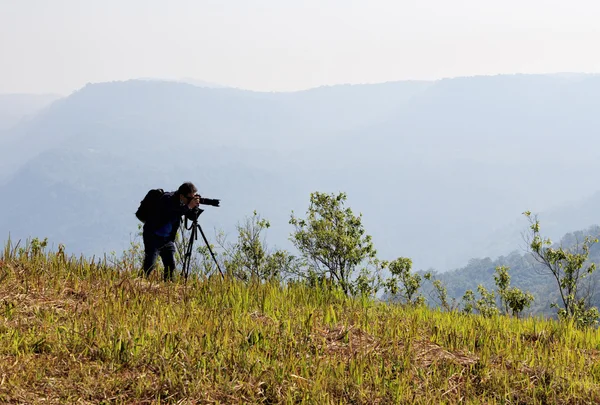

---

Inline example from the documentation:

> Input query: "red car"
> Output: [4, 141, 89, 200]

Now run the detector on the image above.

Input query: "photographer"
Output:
[142, 182, 201, 281]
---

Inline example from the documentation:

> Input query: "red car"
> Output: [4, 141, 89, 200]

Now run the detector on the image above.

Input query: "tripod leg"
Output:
[182, 226, 197, 280]
[197, 223, 225, 279]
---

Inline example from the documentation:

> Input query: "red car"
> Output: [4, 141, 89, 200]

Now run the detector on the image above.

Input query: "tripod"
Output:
[182, 214, 224, 280]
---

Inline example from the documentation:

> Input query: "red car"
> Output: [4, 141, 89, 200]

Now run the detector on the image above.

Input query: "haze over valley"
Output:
[1, 74, 600, 274]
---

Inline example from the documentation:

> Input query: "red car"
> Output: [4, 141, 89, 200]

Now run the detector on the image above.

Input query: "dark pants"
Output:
[143, 231, 176, 281]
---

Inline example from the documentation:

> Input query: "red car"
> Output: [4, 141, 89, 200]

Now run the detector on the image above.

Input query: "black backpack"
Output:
[135, 188, 164, 223]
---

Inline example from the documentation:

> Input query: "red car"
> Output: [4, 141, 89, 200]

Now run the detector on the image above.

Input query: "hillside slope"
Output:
[1, 242, 600, 404]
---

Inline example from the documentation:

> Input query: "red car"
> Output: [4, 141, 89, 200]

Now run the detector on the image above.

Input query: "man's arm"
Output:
[180, 194, 202, 221]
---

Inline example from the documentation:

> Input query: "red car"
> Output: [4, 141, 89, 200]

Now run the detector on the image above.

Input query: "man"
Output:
[142, 181, 201, 281]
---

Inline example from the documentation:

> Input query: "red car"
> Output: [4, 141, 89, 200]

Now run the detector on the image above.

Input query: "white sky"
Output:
[1, 0, 600, 95]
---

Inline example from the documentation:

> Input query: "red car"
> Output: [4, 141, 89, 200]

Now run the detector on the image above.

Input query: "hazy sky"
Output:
[1, 0, 600, 95]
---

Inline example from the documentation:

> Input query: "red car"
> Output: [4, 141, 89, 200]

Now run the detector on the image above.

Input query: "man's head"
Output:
[177, 182, 198, 204]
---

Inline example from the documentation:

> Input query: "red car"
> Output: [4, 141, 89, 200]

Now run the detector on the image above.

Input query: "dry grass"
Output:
[2, 241, 600, 404]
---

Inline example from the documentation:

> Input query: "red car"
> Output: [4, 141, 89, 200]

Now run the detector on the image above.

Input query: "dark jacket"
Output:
[143, 191, 201, 241]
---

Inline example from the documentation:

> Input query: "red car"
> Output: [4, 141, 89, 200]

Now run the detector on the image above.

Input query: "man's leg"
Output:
[142, 232, 160, 277]
[159, 241, 177, 281]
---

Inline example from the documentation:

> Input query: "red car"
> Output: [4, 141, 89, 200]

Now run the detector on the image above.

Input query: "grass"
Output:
[1, 240, 600, 404]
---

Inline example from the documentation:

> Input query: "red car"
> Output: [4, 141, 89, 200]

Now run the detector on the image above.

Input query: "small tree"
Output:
[218, 211, 294, 282]
[476, 285, 499, 318]
[424, 271, 458, 312]
[461, 290, 476, 315]
[494, 265, 534, 318]
[230, 211, 273, 280]
[384, 257, 424, 305]
[289, 192, 378, 296]
[523, 211, 599, 327]
[461, 286, 498, 317]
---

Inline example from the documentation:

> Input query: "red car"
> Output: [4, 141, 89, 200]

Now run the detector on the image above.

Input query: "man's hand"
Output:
[188, 194, 200, 209]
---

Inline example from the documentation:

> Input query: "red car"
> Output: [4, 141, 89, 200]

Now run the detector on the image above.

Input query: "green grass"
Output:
[1, 241, 600, 404]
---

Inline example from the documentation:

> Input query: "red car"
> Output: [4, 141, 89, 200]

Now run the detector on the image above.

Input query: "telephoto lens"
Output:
[199, 197, 220, 207]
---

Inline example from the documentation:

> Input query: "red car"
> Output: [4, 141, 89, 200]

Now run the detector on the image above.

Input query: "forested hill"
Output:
[422, 223, 600, 317]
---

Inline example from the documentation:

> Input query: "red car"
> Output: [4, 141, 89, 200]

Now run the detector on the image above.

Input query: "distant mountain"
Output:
[137, 77, 228, 89]
[178, 78, 228, 88]
[1, 75, 599, 273]
[289, 74, 600, 269]
[0, 93, 62, 131]
[547, 72, 600, 81]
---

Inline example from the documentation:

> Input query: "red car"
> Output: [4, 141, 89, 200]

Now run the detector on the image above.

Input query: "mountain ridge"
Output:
[1, 74, 599, 272]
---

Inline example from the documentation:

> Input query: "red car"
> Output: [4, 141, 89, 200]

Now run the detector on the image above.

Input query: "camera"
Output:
[198, 195, 220, 207]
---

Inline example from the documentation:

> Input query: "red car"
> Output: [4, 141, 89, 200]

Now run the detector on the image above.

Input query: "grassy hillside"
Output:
[2, 241, 600, 404]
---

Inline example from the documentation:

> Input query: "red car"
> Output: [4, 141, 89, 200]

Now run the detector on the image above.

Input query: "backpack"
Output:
[135, 188, 164, 223]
